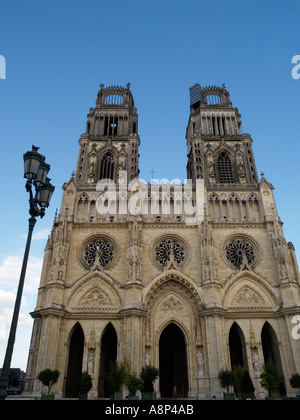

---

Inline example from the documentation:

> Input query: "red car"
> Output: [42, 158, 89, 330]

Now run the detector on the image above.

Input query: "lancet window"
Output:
[99, 152, 115, 181]
[217, 152, 234, 183]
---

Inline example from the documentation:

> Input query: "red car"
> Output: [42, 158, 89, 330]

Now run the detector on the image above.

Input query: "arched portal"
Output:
[65, 323, 84, 397]
[229, 322, 247, 368]
[98, 323, 117, 397]
[261, 322, 285, 394]
[261, 322, 283, 368]
[159, 323, 188, 398]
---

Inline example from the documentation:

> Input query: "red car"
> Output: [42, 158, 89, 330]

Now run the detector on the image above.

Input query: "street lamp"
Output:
[0, 146, 55, 400]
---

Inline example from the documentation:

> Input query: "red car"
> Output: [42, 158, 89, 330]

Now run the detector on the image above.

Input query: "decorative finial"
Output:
[260, 171, 265, 177]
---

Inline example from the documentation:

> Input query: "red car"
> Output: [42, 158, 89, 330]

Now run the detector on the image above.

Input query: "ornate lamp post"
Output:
[0, 146, 55, 399]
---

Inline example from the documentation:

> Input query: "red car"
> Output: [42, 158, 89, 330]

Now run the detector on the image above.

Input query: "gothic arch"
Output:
[261, 321, 285, 391]
[229, 322, 248, 369]
[99, 151, 115, 180]
[144, 270, 202, 314]
[159, 322, 189, 398]
[66, 272, 122, 312]
[144, 270, 202, 347]
[98, 322, 118, 398]
[223, 271, 279, 311]
[261, 322, 282, 366]
[65, 322, 84, 397]
[156, 318, 190, 346]
[209, 192, 221, 201]
[76, 193, 90, 221]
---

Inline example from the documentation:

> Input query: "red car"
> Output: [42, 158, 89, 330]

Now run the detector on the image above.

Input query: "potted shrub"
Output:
[107, 360, 130, 400]
[240, 369, 255, 400]
[37, 369, 60, 400]
[289, 373, 300, 397]
[78, 371, 93, 400]
[218, 369, 235, 400]
[125, 373, 144, 400]
[260, 360, 281, 399]
[233, 364, 246, 399]
[140, 365, 159, 400]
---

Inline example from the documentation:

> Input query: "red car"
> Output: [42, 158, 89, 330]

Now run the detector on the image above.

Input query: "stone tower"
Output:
[77, 83, 140, 186]
[24, 83, 300, 399]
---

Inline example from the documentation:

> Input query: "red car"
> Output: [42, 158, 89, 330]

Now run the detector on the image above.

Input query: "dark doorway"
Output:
[159, 323, 188, 398]
[261, 322, 285, 394]
[229, 323, 246, 368]
[98, 323, 117, 397]
[261, 322, 280, 364]
[65, 323, 84, 397]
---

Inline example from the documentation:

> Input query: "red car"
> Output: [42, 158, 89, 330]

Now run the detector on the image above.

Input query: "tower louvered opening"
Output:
[217, 152, 234, 183]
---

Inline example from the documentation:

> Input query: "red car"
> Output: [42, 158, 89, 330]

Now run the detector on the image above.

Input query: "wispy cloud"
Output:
[0, 255, 42, 343]
[33, 228, 51, 241]
[0, 255, 42, 294]
[21, 228, 51, 241]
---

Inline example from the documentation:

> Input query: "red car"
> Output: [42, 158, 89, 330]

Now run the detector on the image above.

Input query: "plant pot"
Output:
[223, 392, 235, 400]
[142, 392, 156, 400]
[110, 392, 123, 400]
[266, 392, 280, 400]
[240, 393, 254, 400]
[41, 394, 55, 400]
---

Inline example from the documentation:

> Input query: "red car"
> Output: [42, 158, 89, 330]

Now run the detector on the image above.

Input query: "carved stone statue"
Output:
[197, 350, 204, 377]
[252, 351, 260, 375]
[88, 354, 95, 375]
[145, 351, 150, 366]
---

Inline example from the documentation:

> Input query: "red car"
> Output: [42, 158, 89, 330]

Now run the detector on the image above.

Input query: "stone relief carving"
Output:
[79, 287, 112, 307]
[159, 295, 184, 313]
[232, 286, 265, 306]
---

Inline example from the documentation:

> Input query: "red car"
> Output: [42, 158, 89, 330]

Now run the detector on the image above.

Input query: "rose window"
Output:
[83, 238, 114, 268]
[225, 237, 257, 269]
[155, 238, 185, 267]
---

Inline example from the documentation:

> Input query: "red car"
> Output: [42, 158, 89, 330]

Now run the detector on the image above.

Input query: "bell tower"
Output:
[186, 83, 258, 187]
[76, 83, 140, 185]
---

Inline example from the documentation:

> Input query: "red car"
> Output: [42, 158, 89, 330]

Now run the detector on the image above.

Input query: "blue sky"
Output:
[0, 0, 300, 370]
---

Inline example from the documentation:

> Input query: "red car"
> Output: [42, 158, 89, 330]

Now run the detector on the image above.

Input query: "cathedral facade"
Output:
[24, 83, 300, 399]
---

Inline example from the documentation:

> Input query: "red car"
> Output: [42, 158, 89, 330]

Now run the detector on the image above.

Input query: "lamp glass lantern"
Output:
[35, 160, 50, 187]
[39, 178, 55, 208]
[23, 146, 43, 180]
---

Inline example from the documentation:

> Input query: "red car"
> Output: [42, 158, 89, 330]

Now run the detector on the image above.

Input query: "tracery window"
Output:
[225, 237, 258, 269]
[154, 237, 185, 267]
[100, 152, 114, 180]
[104, 94, 123, 106]
[217, 152, 234, 183]
[82, 237, 115, 269]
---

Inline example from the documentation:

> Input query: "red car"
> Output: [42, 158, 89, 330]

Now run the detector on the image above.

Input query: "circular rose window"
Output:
[82, 238, 115, 269]
[154, 237, 185, 267]
[225, 237, 258, 269]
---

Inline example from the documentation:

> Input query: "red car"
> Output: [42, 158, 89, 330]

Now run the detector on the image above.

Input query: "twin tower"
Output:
[24, 83, 300, 399]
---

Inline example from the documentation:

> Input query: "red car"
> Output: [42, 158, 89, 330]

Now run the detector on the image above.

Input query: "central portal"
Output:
[159, 323, 188, 398]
